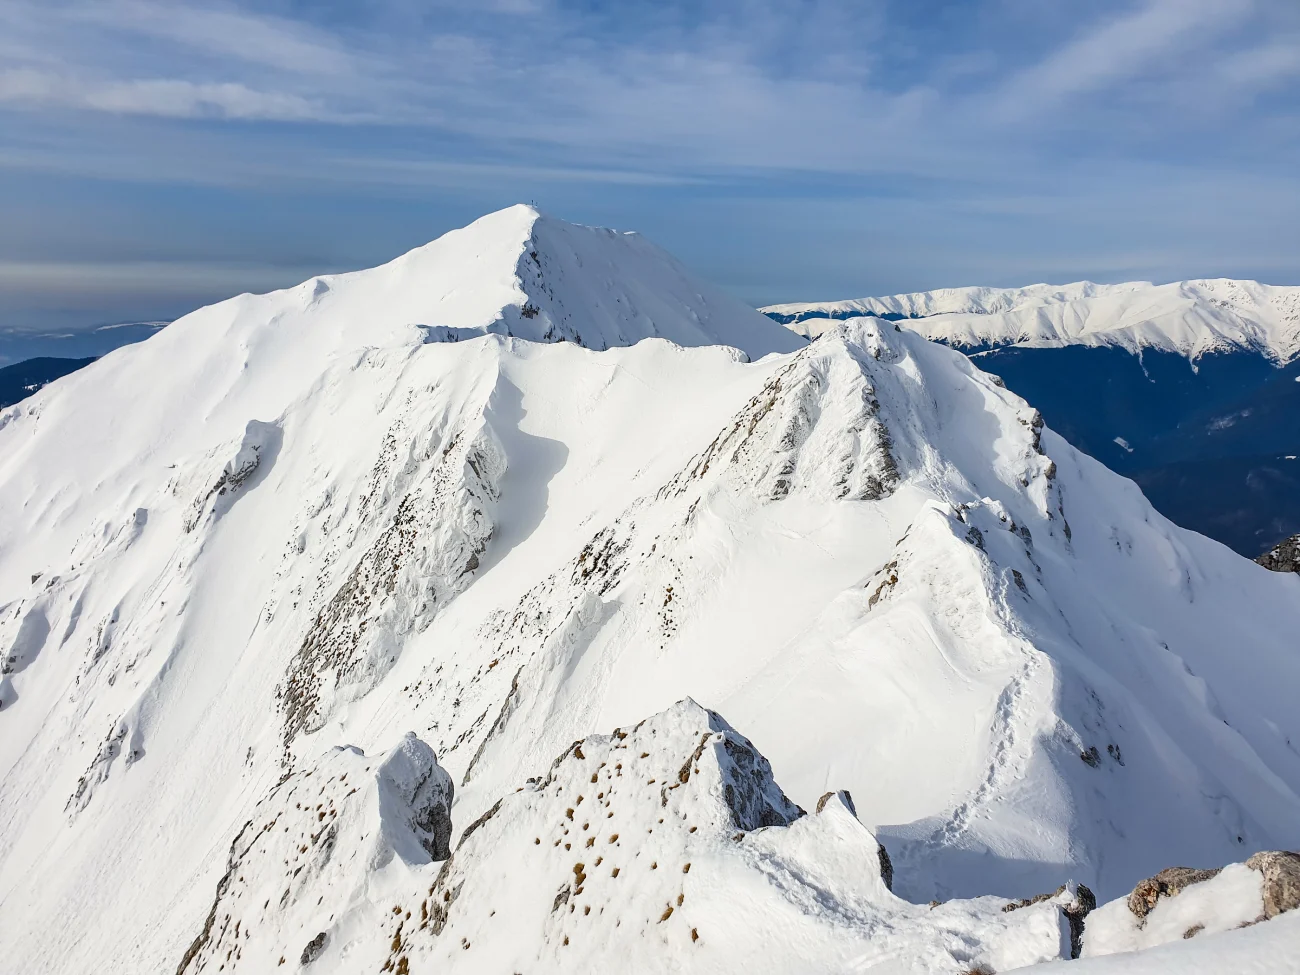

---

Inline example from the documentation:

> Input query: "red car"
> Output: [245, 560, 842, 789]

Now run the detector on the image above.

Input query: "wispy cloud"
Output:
[0, 0, 1297, 326]
[0, 69, 325, 120]
[1, 0, 1294, 171]
[1217, 34, 1300, 90]
[994, 0, 1253, 116]
[68, 1, 356, 76]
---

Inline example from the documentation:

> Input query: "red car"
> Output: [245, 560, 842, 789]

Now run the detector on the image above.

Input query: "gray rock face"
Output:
[712, 724, 804, 830]
[1126, 866, 1224, 920]
[300, 932, 327, 965]
[1256, 534, 1300, 573]
[1246, 850, 1300, 919]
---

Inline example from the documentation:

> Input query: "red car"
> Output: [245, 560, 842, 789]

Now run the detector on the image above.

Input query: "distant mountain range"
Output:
[0, 357, 98, 409]
[763, 281, 1300, 558]
[762, 279, 1300, 361]
[0, 320, 168, 371]
[0, 320, 170, 409]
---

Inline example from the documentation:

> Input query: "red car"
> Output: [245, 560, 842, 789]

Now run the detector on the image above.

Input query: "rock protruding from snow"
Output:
[661, 326, 899, 503]
[174, 734, 452, 974]
[818, 789, 895, 891]
[378, 732, 456, 863]
[278, 420, 505, 749]
[762, 279, 1300, 362]
[1257, 534, 1300, 573]
[1127, 865, 1225, 920]
[183, 420, 280, 533]
[1082, 851, 1300, 958]
[1247, 850, 1300, 920]
[1003, 883, 1097, 959]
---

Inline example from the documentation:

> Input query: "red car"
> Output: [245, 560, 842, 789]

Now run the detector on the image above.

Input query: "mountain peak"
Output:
[354, 204, 801, 357]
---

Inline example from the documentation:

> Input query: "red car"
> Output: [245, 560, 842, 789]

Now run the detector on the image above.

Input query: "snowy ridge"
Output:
[378, 700, 1080, 975]
[1, 208, 1299, 974]
[176, 733, 454, 974]
[170, 700, 1088, 974]
[761, 279, 1300, 362]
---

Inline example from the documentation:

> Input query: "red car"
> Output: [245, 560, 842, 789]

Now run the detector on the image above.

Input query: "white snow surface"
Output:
[1015, 913, 1300, 974]
[762, 279, 1300, 361]
[2, 208, 1299, 973]
[1014, 871, 1300, 974]
[1081, 864, 1263, 957]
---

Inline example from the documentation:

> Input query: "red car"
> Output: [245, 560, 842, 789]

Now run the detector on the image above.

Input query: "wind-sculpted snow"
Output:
[1, 209, 1300, 974]
[183, 419, 281, 534]
[508, 213, 803, 356]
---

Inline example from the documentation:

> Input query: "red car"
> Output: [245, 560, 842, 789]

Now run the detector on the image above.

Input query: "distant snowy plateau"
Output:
[1, 206, 1299, 975]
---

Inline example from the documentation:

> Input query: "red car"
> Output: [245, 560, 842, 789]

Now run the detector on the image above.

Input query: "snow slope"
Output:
[1017, 912, 1300, 974]
[762, 279, 1300, 362]
[1015, 853, 1300, 974]
[1, 209, 1298, 973]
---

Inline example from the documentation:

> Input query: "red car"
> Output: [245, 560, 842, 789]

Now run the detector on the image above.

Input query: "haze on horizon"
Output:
[1, 0, 1298, 362]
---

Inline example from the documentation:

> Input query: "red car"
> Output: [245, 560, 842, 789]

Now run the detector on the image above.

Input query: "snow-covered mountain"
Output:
[761, 279, 1300, 362]
[2, 209, 1299, 974]
[764, 281, 1300, 558]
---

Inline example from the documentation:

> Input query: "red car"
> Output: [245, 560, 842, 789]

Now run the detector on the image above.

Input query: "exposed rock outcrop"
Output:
[1246, 850, 1300, 919]
[279, 422, 504, 748]
[299, 932, 327, 966]
[1256, 534, 1300, 573]
[1002, 883, 1096, 958]
[1127, 865, 1224, 920]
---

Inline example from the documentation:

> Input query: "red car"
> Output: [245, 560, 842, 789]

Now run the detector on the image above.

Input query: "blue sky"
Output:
[1, 0, 1298, 358]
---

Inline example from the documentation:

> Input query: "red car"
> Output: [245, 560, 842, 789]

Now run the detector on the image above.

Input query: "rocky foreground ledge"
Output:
[174, 700, 1300, 975]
